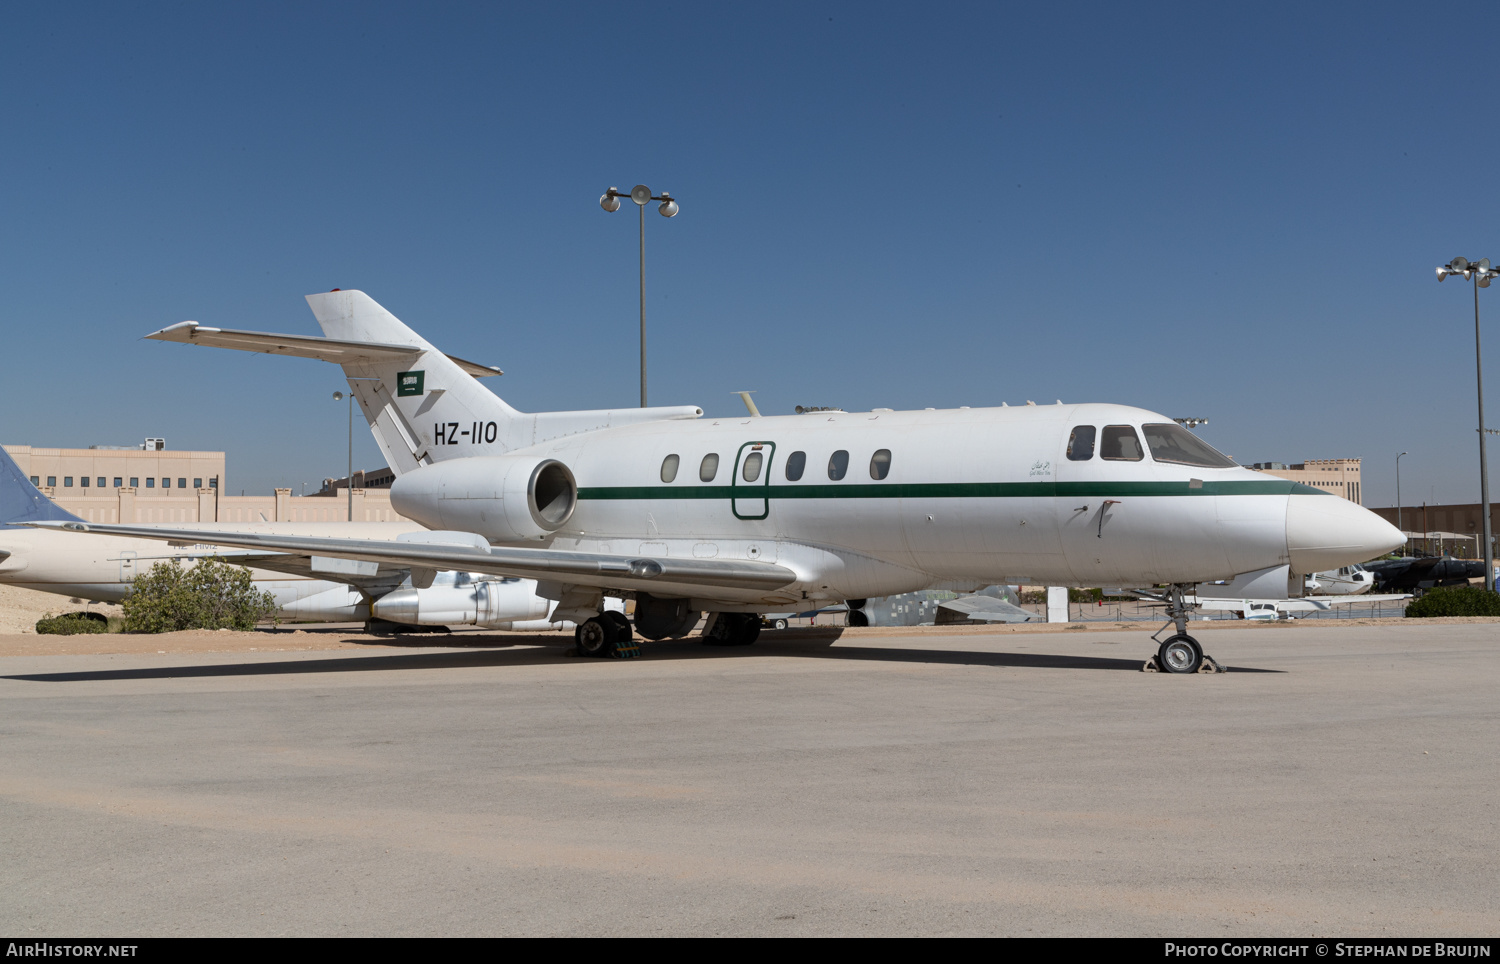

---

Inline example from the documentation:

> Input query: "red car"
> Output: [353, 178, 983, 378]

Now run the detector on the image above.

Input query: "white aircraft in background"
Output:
[0, 445, 573, 631]
[1304, 564, 1375, 595]
[34, 289, 1404, 673]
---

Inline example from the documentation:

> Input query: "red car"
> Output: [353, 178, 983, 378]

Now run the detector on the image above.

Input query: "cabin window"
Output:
[660, 454, 680, 483]
[785, 451, 806, 481]
[699, 453, 719, 482]
[742, 451, 764, 482]
[869, 449, 892, 480]
[1067, 425, 1096, 461]
[1141, 423, 1237, 468]
[1100, 425, 1144, 461]
[828, 450, 849, 480]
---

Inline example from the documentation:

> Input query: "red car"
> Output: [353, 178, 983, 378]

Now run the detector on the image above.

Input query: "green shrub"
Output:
[1404, 585, 1500, 617]
[35, 612, 109, 635]
[122, 557, 278, 633]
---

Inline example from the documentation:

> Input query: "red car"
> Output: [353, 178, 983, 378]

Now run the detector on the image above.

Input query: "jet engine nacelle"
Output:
[390, 455, 578, 543]
[373, 576, 553, 628]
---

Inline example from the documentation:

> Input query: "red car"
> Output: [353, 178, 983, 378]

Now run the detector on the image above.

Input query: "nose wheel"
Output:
[1158, 634, 1203, 673]
[1136, 583, 1225, 674]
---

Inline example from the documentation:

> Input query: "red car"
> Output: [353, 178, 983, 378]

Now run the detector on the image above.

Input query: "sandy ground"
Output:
[0, 584, 123, 634]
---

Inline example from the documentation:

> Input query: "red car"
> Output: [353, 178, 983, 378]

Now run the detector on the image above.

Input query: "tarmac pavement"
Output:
[0, 621, 1496, 936]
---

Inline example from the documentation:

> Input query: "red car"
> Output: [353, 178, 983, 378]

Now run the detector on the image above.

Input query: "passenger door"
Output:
[731, 441, 775, 520]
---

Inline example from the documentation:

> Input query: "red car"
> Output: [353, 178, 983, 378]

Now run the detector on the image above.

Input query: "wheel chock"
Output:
[611, 640, 642, 659]
[1142, 655, 1162, 672]
[1197, 655, 1224, 674]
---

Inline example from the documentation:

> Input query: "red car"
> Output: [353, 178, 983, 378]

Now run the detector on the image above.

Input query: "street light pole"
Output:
[333, 391, 352, 521]
[601, 185, 679, 407]
[1438, 257, 1498, 590]
[1396, 451, 1407, 541]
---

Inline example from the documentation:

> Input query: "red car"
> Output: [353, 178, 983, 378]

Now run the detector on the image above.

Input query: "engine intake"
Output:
[390, 456, 578, 543]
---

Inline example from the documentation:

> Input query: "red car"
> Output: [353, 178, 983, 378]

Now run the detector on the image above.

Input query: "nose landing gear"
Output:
[1136, 584, 1225, 674]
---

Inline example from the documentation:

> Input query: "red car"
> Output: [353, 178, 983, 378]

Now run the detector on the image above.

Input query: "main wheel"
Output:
[602, 610, 632, 641]
[1158, 634, 1203, 674]
[575, 617, 616, 658]
[773, 618, 788, 631]
[732, 617, 760, 646]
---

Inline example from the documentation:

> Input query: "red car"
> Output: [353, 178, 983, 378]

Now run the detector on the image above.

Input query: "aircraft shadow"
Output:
[3, 634, 1281, 682]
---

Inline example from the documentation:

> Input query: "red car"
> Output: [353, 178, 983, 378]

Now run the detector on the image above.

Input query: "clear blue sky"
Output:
[2, 2, 1494, 506]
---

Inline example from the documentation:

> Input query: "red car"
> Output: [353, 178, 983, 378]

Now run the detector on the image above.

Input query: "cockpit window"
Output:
[1067, 425, 1096, 461]
[1100, 425, 1144, 461]
[1141, 423, 1237, 468]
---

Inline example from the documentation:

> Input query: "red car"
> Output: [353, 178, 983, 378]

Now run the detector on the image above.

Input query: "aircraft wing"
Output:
[27, 522, 798, 596]
[146, 322, 503, 378]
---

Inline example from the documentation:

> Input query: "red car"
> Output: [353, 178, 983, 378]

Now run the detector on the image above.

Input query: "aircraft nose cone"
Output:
[1287, 494, 1404, 573]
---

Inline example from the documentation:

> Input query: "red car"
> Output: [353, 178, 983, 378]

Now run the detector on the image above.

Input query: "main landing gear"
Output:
[1140, 584, 1224, 675]
[701, 612, 761, 646]
[575, 610, 641, 659]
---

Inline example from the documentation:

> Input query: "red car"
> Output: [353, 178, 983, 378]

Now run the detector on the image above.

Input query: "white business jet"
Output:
[33, 289, 1404, 673]
[0, 446, 571, 630]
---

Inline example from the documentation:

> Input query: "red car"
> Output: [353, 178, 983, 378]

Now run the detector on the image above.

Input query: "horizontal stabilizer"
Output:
[146, 322, 502, 377]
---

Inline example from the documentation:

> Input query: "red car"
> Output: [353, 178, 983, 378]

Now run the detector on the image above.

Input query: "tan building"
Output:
[1247, 458, 1362, 505]
[4, 442, 411, 525]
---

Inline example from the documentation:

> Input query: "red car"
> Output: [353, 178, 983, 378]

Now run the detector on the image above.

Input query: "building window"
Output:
[129, 477, 138, 487]
[63, 477, 73, 487]
[178, 478, 186, 489]
[80, 476, 89, 487]
[47, 476, 56, 487]
[193, 478, 202, 489]
[114, 478, 122, 487]
[161, 478, 170, 488]
[208, 478, 217, 489]
[146, 478, 154, 488]
[29, 476, 38, 486]
[97, 477, 105, 487]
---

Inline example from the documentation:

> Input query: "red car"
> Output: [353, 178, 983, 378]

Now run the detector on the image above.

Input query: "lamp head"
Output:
[333, 391, 345, 402]
[599, 192, 621, 213]
[630, 184, 652, 205]
[658, 193, 679, 217]
[1438, 266, 1452, 282]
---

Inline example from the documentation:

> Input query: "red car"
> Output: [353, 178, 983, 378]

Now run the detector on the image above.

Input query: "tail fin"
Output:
[0, 446, 84, 528]
[304, 290, 703, 472]
[305, 290, 522, 474]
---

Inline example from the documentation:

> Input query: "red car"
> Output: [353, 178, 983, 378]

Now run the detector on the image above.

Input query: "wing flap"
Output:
[30, 522, 798, 594]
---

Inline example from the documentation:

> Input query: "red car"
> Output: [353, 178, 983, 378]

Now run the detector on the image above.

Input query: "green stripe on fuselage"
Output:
[576, 480, 1328, 501]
